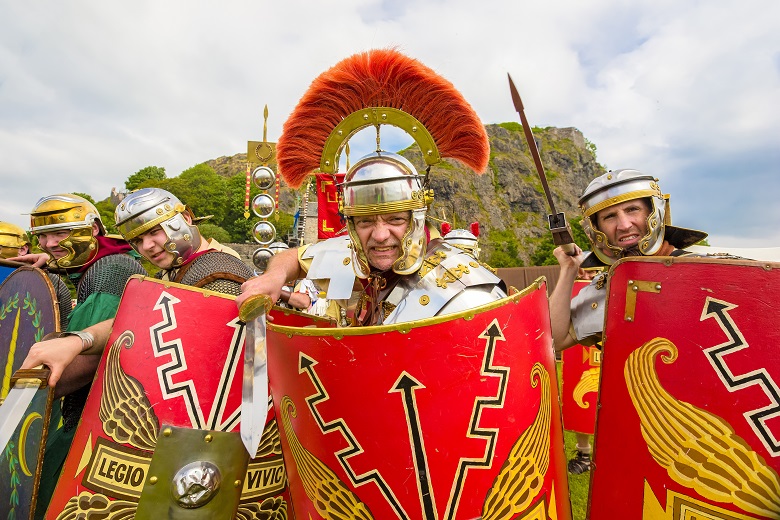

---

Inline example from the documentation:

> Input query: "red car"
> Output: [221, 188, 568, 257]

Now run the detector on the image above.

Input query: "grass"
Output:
[557, 361, 591, 520]
[565, 429, 591, 519]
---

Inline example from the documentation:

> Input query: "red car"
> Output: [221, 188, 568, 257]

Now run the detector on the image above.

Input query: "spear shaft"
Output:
[507, 73, 576, 255]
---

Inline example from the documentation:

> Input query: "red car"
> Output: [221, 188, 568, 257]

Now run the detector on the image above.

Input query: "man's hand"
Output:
[237, 272, 287, 311]
[549, 245, 587, 353]
[20, 319, 113, 388]
[237, 247, 304, 312]
[21, 335, 83, 387]
[7, 253, 49, 268]
[553, 244, 585, 271]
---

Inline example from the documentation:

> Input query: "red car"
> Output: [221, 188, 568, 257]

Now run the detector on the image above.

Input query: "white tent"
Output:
[687, 245, 780, 262]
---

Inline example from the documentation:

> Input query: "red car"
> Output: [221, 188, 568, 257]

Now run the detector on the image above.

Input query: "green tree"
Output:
[198, 222, 231, 243]
[529, 217, 590, 265]
[126, 166, 166, 191]
[221, 173, 297, 243]
[176, 164, 229, 225]
[71, 192, 95, 204]
[94, 199, 119, 235]
[484, 229, 525, 268]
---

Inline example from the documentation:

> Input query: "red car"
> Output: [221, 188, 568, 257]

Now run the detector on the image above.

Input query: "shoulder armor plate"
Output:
[383, 242, 506, 324]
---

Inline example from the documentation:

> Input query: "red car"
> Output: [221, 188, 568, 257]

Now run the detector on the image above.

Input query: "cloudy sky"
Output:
[1, 0, 778, 247]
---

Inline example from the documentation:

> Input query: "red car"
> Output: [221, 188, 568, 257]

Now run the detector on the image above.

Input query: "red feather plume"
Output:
[277, 48, 490, 188]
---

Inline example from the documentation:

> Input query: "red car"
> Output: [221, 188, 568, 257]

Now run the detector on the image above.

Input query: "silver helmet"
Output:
[30, 193, 106, 268]
[115, 188, 201, 267]
[579, 169, 666, 265]
[341, 151, 433, 277]
[578, 168, 710, 267]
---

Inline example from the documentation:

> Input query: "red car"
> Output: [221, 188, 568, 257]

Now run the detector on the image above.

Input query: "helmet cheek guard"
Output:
[29, 194, 105, 269]
[115, 188, 202, 266]
[340, 152, 433, 278]
[579, 169, 666, 265]
[52, 227, 98, 268]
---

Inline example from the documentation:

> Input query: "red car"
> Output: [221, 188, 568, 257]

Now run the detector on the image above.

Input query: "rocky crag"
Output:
[209, 123, 604, 266]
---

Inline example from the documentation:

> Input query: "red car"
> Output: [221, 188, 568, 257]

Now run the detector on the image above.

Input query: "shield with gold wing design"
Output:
[0, 266, 60, 520]
[266, 280, 572, 520]
[589, 257, 780, 519]
[46, 276, 312, 520]
[561, 280, 602, 436]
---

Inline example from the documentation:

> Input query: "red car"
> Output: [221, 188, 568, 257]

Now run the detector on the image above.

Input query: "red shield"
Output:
[269, 306, 336, 328]
[267, 282, 572, 519]
[590, 257, 780, 519]
[46, 276, 291, 519]
[561, 280, 601, 435]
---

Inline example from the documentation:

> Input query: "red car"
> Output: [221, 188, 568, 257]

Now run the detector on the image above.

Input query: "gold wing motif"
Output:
[55, 491, 136, 520]
[625, 337, 780, 517]
[482, 363, 551, 520]
[279, 395, 373, 519]
[572, 367, 600, 408]
[99, 331, 159, 451]
[255, 416, 283, 458]
[235, 496, 288, 520]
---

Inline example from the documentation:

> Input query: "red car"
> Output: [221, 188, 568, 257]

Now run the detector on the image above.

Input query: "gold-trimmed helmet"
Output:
[30, 194, 105, 268]
[114, 188, 201, 267]
[0, 222, 30, 259]
[341, 152, 433, 277]
[273, 49, 490, 277]
[579, 169, 706, 265]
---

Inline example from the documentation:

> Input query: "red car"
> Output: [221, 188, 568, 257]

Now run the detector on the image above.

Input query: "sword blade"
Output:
[0, 384, 39, 452]
[241, 313, 269, 456]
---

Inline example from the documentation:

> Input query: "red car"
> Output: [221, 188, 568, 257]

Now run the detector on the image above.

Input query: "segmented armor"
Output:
[303, 234, 506, 325]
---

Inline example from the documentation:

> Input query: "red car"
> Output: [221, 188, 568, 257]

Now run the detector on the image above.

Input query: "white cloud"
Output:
[0, 0, 777, 247]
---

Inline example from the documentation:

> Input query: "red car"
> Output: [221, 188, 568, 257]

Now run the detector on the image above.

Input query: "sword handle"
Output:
[238, 294, 274, 322]
[549, 213, 578, 256]
[10, 366, 50, 389]
[559, 243, 578, 256]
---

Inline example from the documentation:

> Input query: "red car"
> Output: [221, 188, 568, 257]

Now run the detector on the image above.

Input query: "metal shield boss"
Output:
[0, 266, 59, 520]
[267, 281, 572, 519]
[46, 276, 298, 519]
[590, 257, 780, 519]
[561, 279, 602, 436]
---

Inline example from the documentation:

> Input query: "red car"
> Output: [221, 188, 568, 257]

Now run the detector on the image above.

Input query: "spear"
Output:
[507, 74, 577, 255]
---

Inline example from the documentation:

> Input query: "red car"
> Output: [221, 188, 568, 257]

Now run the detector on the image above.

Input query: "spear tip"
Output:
[507, 73, 524, 112]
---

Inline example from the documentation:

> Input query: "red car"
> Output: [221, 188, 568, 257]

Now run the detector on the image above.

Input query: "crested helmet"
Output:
[341, 152, 432, 277]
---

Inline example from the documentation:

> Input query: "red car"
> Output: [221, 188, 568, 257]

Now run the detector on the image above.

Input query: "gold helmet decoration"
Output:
[30, 193, 106, 268]
[0, 222, 30, 259]
[579, 169, 707, 266]
[276, 49, 490, 277]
